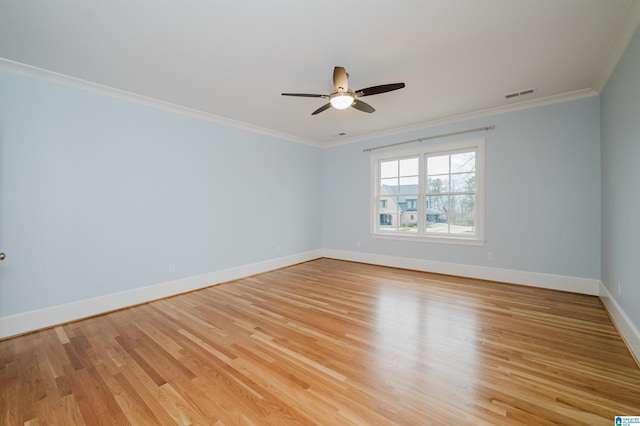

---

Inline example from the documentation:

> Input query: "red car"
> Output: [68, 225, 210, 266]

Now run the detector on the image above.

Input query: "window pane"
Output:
[425, 195, 447, 218]
[451, 152, 475, 173]
[425, 194, 447, 211]
[450, 172, 475, 193]
[427, 155, 449, 175]
[379, 213, 390, 226]
[380, 178, 398, 194]
[399, 157, 419, 176]
[403, 197, 418, 211]
[399, 176, 418, 194]
[379, 196, 392, 210]
[379, 212, 398, 230]
[378, 195, 397, 231]
[454, 193, 475, 217]
[425, 194, 449, 233]
[380, 160, 398, 178]
[397, 196, 417, 211]
[398, 214, 418, 233]
[427, 175, 449, 193]
[448, 195, 475, 235]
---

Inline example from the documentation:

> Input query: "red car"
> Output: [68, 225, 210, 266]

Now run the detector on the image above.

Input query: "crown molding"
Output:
[0, 57, 602, 150]
[321, 88, 599, 148]
[0, 58, 322, 148]
[592, 0, 640, 92]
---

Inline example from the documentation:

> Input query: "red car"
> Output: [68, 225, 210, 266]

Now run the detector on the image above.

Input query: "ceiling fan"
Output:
[282, 66, 405, 115]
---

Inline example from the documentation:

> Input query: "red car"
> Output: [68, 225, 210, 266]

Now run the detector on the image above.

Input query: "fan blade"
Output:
[311, 103, 332, 115]
[282, 93, 327, 98]
[351, 99, 375, 113]
[355, 83, 405, 97]
[333, 66, 349, 91]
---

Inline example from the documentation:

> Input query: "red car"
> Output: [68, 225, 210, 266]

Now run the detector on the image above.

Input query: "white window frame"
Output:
[370, 137, 485, 246]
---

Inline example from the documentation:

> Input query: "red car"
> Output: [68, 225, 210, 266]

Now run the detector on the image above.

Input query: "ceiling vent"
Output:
[505, 88, 536, 99]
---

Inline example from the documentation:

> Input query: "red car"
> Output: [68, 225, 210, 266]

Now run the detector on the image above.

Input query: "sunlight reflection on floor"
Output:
[374, 282, 480, 395]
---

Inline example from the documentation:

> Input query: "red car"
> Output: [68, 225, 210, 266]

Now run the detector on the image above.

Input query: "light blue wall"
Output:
[601, 27, 640, 330]
[0, 71, 323, 317]
[323, 97, 601, 280]
[0, 59, 618, 322]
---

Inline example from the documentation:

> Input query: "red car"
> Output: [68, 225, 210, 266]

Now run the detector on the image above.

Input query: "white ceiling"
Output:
[1, 0, 639, 146]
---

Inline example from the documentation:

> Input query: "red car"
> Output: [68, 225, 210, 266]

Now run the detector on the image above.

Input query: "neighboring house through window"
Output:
[379, 214, 392, 225]
[371, 137, 485, 245]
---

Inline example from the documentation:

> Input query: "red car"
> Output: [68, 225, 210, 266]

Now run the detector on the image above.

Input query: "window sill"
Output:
[371, 232, 485, 246]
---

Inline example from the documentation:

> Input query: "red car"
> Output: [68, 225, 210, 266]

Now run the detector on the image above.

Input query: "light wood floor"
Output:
[1, 259, 639, 425]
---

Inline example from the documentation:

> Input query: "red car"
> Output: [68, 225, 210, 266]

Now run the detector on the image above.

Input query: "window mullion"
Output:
[417, 154, 425, 234]
[447, 192, 452, 234]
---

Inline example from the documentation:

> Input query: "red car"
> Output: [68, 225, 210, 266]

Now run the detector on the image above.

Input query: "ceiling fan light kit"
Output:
[329, 91, 355, 109]
[282, 66, 405, 115]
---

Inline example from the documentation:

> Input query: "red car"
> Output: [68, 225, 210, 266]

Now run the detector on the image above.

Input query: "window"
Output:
[371, 138, 484, 245]
[380, 214, 392, 225]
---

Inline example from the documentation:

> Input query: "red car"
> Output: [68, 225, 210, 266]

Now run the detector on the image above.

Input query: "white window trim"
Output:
[370, 137, 485, 246]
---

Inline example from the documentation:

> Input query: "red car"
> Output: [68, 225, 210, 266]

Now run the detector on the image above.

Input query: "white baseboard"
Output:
[0, 249, 620, 348]
[322, 249, 640, 363]
[0, 250, 323, 339]
[321, 249, 601, 295]
[599, 282, 640, 365]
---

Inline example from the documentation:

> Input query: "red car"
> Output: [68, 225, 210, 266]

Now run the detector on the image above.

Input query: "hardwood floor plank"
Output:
[1, 259, 640, 425]
[66, 365, 129, 425]
[111, 372, 163, 425]
[156, 382, 211, 425]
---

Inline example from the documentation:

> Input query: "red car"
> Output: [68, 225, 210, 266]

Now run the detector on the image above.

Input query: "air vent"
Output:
[505, 88, 536, 99]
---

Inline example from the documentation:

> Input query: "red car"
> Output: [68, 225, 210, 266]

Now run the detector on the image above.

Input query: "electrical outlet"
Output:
[169, 264, 176, 273]
[356, 241, 361, 247]
[618, 282, 622, 297]
[487, 252, 494, 261]
[275, 245, 281, 253]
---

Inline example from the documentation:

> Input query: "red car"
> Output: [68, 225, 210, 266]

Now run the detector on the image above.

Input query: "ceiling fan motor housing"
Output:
[281, 66, 405, 115]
